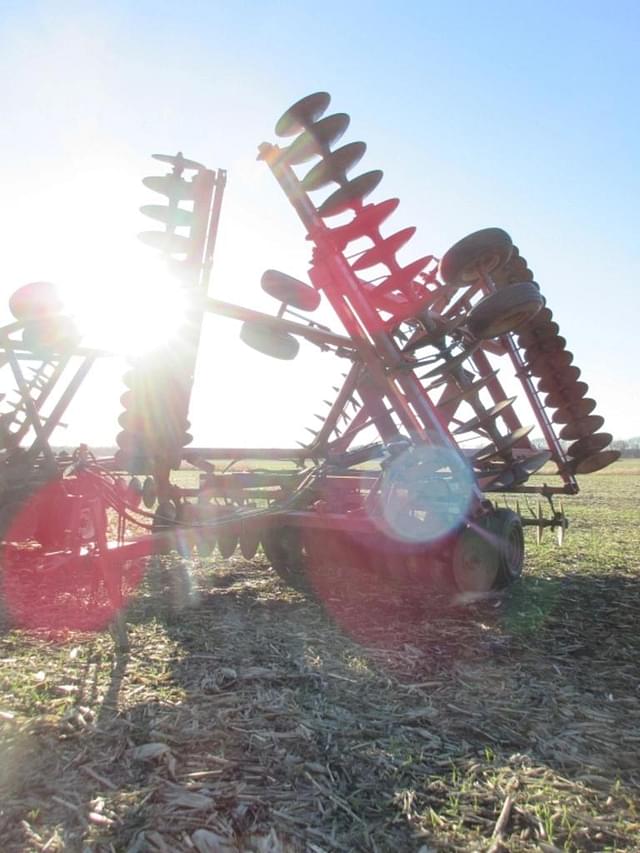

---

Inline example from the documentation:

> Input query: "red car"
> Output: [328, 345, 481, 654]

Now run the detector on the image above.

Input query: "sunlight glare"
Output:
[60, 254, 188, 357]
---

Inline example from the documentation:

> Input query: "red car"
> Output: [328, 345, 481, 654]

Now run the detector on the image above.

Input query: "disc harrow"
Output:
[0, 90, 621, 642]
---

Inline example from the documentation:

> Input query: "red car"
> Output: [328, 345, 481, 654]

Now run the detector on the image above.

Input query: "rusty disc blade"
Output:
[545, 381, 589, 408]
[421, 344, 480, 379]
[282, 113, 350, 164]
[435, 370, 500, 408]
[239, 528, 261, 560]
[523, 335, 566, 359]
[317, 171, 384, 218]
[521, 306, 553, 329]
[536, 365, 582, 394]
[473, 425, 534, 464]
[328, 198, 400, 248]
[353, 227, 417, 272]
[517, 321, 560, 347]
[567, 432, 612, 459]
[301, 142, 367, 192]
[573, 449, 620, 474]
[559, 414, 605, 441]
[528, 348, 574, 376]
[453, 397, 516, 435]
[551, 397, 597, 424]
[275, 92, 331, 136]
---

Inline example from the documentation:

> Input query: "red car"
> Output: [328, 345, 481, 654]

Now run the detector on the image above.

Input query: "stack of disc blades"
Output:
[490, 245, 535, 287]
[516, 304, 619, 474]
[274, 92, 447, 315]
[114, 355, 193, 474]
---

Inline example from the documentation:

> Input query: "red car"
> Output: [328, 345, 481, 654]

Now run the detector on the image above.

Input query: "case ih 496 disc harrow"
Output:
[0, 92, 619, 638]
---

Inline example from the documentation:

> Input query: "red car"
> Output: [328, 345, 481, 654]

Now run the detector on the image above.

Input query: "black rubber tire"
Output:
[468, 282, 544, 339]
[439, 228, 513, 286]
[451, 508, 524, 593]
[261, 270, 321, 311]
[240, 322, 300, 360]
[262, 527, 311, 592]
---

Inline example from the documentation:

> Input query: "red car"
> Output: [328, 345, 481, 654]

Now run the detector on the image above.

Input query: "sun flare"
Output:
[57, 248, 188, 358]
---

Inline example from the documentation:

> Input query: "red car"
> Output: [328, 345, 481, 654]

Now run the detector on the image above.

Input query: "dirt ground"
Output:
[1, 463, 639, 852]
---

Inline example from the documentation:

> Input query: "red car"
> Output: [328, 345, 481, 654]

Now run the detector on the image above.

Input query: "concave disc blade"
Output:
[140, 204, 194, 228]
[421, 344, 480, 379]
[143, 175, 196, 200]
[528, 349, 574, 376]
[523, 306, 553, 327]
[435, 370, 500, 408]
[476, 469, 516, 490]
[517, 321, 560, 348]
[403, 316, 464, 353]
[138, 231, 192, 255]
[567, 431, 612, 459]
[551, 397, 597, 424]
[282, 113, 350, 164]
[537, 365, 581, 394]
[275, 92, 331, 137]
[301, 142, 367, 191]
[515, 449, 552, 475]
[328, 198, 400, 248]
[352, 227, 416, 271]
[375, 255, 436, 296]
[152, 153, 205, 171]
[545, 381, 589, 409]
[573, 449, 620, 474]
[559, 415, 605, 441]
[317, 171, 383, 218]
[473, 425, 534, 464]
[453, 397, 516, 435]
[523, 335, 566, 359]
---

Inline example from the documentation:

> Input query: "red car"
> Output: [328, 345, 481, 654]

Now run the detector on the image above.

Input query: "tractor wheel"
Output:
[451, 509, 524, 594]
[240, 322, 300, 360]
[468, 282, 544, 339]
[262, 526, 311, 592]
[439, 228, 513, 286]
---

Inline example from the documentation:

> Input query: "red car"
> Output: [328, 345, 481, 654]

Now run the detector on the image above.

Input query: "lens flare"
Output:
[374, 444, 475, 544]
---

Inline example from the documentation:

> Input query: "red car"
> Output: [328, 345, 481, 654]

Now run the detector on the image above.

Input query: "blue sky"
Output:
[0, 0, 638, 445]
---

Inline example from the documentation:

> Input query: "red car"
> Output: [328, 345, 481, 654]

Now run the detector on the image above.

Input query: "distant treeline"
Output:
[53, 440, 640, 459]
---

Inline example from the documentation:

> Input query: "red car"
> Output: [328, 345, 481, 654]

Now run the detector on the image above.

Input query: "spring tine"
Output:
[536, 500, 543, 545]
[516, 500, 521, 516]
[314, 413, 325, 422]
[304, 427, 318, 436]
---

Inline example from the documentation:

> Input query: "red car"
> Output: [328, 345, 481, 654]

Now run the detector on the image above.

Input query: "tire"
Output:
[468, 282, 544, 339]
[439, 228, 513, 287]
[262, 527, 311, 592]
[240, 322, 300, 360]
[451, 509, 524, 593]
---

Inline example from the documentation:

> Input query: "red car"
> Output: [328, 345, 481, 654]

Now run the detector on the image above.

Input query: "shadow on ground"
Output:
[1, 555, 639, 851]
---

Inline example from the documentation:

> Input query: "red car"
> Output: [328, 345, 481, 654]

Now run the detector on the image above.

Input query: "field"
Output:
[1, 460, 639, 852]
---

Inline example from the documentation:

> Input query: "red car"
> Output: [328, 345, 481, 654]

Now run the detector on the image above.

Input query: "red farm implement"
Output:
[0, 92, 619, 640]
